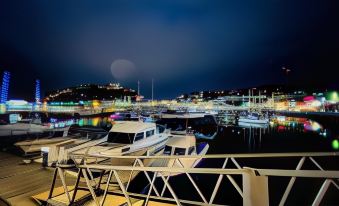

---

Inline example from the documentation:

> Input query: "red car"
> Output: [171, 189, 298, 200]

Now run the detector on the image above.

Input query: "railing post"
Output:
[242, 169, 269, 206]
[279, 156, 305, 206]
[70, 169, 82, 204]
[47, 168, 58, 199]
[312, 179, 331, 206]
[58, 167, 72, 203]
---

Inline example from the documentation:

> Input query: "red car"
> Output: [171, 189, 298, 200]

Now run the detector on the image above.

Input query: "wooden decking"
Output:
[0, 152, 175, 206]
[33, 186, 175, 206]
[0, 152, 75, 206]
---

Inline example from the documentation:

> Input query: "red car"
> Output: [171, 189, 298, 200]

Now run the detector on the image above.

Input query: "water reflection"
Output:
[77, 116, 113, 127]
[269, 116, 324, 133]
[232, 126, 267, 152]
[50, 114, 338, 152]
[233, 115, 338, 152]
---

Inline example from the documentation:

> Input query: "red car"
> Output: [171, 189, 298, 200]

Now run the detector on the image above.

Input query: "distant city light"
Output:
[331, 91, 338, 102]
[311, 100, 321, 107]
[332, 139, 339, 150]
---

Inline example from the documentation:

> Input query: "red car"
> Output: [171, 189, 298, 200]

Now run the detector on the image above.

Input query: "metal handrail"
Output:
[77, 159, 339, 206]
[72, 151, 339, 160]
[49, 151, 339, 206]
[78, 165, 251, 175]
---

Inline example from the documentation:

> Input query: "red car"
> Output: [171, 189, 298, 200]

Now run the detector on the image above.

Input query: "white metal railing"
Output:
[45, 152, 339, 206]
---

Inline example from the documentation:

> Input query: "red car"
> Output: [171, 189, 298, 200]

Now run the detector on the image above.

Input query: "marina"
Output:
[1, 1, 339, 205]
[0, 111, 339, 205]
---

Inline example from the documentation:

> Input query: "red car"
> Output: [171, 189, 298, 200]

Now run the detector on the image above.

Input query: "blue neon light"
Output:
[35, 79, 41, 103]
[1, 71, 10, 104]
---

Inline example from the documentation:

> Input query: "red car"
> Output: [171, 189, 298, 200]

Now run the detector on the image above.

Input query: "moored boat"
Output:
[238, 112, 269, 124]
[151, 134, 209, 176]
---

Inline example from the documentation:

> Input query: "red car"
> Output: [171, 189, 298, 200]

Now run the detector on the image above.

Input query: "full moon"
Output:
[110, 59, 136, 80]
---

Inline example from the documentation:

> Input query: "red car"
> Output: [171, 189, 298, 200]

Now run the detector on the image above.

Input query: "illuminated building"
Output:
[35, 79, 41, 104]
[1, 71, 10, 104]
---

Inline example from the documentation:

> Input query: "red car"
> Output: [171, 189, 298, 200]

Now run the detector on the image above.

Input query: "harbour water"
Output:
[128, 115, 339, 205]
[73, 114, 339, 154]
[0, 113, 338, 205]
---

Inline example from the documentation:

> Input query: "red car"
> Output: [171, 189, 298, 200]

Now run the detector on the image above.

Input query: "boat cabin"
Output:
[163, 135, 196, 156]
[106, 121, 166, 144]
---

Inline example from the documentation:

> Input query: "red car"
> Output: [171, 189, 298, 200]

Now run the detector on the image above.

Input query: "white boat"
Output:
[151, 134, 209, 176]
[15, 127, 107, 164]
[160, 112, 208, 119]
[238, 112, 269, 124]
[15, 136, 72, 155]
[216, 112, 237, 126]
[0, 119, 48, 137]
[0, 118, 69, 137]
[158, 112, 218, 139]
[238, 122, 269, 129]
[57, 121, 170, 165]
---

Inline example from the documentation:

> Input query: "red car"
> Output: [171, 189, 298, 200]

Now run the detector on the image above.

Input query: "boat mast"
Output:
[151, 78, 154, 103]
[137, 80, 140, 96]
[259, 90, 261, 111]
[248, 89, 251, 112]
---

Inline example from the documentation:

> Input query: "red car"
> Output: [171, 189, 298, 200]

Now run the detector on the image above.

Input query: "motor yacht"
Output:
[157, 112, 218, 140]
[151, 134, 209, 176]
[238, 112, 269, 124]
[56, 121, 169, 165]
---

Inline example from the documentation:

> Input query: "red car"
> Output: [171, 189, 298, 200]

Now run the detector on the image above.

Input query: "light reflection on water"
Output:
[217, 115, 338, 153]
[71, 115, 338, 152]
[77, 116, 113, 127]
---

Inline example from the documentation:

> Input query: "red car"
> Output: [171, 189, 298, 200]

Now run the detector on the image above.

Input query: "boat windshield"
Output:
[174, 147, 186, 155]
[107, 132, 134, 144]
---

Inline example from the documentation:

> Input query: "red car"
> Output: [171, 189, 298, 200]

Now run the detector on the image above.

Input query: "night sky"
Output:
[1, 0, 339, 100]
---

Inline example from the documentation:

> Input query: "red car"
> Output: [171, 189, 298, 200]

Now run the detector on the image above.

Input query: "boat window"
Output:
[134, 132, 144, 142]
[163, 145, 172, 155]
[174, 147, 186, 155]
[146, 130, 155, 138]
[107, 132, 134, 144]
[156, 125, 165, 134]
[188, 146, 195, 155]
